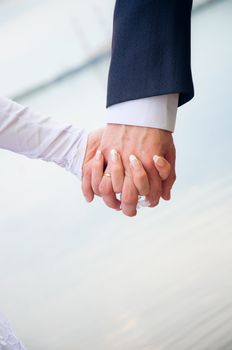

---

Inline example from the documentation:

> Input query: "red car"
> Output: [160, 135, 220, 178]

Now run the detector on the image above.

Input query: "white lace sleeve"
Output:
[0, 95, 88, 180]
[0, 315, 27, 350]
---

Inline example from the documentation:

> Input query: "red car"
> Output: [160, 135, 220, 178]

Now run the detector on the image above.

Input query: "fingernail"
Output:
[111, 149, 118, 162]
[129, 154, 139, 169]
[96, 150, 102, 160]
[153, 155, 165, 167]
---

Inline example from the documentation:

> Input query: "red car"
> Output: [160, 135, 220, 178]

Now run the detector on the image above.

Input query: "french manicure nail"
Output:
[153, 155, 165, 167]
[129, 154, 139, 169]
[96, 150, 102, 160]
[111, 149, 118, 162]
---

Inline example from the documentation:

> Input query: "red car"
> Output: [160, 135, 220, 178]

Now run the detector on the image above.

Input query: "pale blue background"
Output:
[0, 0, 232, 349]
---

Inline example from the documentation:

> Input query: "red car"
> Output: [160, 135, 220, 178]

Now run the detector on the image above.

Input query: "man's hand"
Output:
[91, 124, 176, 217]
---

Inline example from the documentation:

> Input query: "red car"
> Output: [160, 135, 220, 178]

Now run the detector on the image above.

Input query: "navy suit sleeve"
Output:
[107, 0, 194, 108]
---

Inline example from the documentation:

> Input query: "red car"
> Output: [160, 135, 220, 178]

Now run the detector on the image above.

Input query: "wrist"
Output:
[107, 123, 172, 135]
[102, 124, 173, 157]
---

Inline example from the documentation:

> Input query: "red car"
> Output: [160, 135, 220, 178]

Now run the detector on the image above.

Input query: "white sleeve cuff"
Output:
[106, 94, 179, 132]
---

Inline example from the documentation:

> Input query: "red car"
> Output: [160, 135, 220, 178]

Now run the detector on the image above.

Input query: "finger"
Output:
[162, 146, 176, 201]
[82, 165, 94, 203]
[99, 168, 121, 210]
[121, 175, 138, 217]
[144, 162, 162, 207]
[153, 155, 171, 181]
[91, 150, 104, 195]
[109, 149, 124, 193]
[129, 155, 150, 196]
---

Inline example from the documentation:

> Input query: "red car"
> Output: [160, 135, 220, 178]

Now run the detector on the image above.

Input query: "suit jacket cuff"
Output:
[106, 94, 179, 132]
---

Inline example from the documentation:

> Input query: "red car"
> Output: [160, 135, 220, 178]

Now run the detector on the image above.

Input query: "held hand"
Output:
[88, 124, 176, 216]
[87, 148, 172, 212]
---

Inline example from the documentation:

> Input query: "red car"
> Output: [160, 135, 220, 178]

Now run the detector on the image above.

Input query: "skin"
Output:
[89, 124, 176, 216]
[82, 127, 175, 217]
[82, 128, 105, 203]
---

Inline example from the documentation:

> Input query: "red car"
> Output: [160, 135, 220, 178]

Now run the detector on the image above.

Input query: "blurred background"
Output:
[0, 0, 232, 349]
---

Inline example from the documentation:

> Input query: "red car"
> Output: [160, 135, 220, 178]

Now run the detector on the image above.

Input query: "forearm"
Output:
[0, 95, 88, 179]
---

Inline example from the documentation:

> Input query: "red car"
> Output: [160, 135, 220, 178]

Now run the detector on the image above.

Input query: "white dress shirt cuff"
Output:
[106, 94, 179, 132]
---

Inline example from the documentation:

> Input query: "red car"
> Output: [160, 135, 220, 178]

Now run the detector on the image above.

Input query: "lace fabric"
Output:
[0, 316, 27, 350]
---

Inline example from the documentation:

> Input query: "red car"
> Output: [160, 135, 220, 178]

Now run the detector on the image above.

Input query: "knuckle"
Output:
[135, 171, 147, 182]
[91, 177, 102, 194]
[111, 163, 123, 172]
[114, 185, 123, 194]
[148, 199, 160, 208]
[99, 182, 112, 196]
[154, 191, 162, 201]
[152, 182, 162, 194]
[139, 189, 149, 197]
[143, 188, 150, 196]
[92, 185, 100, 196]
[105, 200, 117, 210]
[122, 207, 137, 217]
[149, 189, 161, 203]
[122, 195, 137, 207]
[122, 199, 133, 207]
